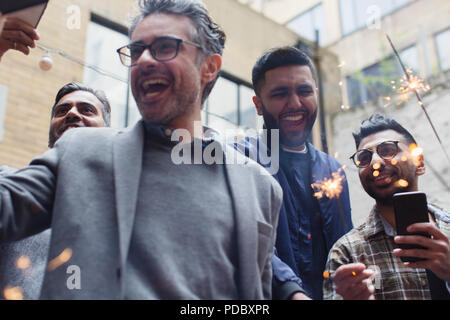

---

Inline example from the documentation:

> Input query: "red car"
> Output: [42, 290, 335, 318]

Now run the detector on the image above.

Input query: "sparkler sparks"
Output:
[3, 286, 23, 300]
[15, 255, 31, 270]
[47, 248, 73, 271]
[397, 67, 431, 97]
[383, 68, 430, 108]
[386, 34, 450, 163]
[395, 179, 409, 188]
[312, 168, 345, 199]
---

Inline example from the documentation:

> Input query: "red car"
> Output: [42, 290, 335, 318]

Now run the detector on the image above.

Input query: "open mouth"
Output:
[141, 78, 171, 100]
[279, 111, 307, 127]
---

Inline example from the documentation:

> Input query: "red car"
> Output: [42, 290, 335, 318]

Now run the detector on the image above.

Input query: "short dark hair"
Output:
[129, 0, 226, 105]
[352, 113, 417, 149]
[51, 82, 111, 126]
[252, 46, 317, 95]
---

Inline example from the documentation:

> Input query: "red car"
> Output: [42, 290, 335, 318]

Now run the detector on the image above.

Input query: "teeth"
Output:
[145, 92, 159, 98]
[142, 79, 169, 90]
[282, 114, 304, 121]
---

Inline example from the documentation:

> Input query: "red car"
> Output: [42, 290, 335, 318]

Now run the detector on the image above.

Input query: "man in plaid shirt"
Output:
[323, 114, 450, 300]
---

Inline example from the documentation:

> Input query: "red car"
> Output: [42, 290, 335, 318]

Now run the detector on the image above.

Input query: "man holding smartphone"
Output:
[323, 114, 450, 300]
[0, 15, 39, 61]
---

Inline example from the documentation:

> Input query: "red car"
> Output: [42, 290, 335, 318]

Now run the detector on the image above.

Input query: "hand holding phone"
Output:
[0, 0, 48, 28]
[393, 191, 430, 263]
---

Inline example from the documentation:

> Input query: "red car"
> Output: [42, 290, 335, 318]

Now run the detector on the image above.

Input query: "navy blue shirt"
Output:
[234, 135, 353, 300]
[280, 149, 329, 299]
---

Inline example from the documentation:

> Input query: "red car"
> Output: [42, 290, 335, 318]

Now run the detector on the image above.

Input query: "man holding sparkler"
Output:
[323, 114, 450, 300]
[236, 46, 353, 300]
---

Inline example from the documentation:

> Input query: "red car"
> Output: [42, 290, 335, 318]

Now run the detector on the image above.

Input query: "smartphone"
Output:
[393, 191, 430, 262]
[0, 0, 49, 28]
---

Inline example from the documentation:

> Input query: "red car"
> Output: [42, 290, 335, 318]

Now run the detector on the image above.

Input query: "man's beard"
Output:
[260, 102, 317, 148]
[363, 176, 415, 205]
[136, 81, 200, 126]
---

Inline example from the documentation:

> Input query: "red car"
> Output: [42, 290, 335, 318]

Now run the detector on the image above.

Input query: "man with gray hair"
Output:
[0, 0, 281, 299]
[0, 82, 111, 300]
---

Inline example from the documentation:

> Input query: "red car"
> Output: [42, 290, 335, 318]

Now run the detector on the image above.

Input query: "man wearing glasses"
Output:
[323, 114, 450, 300]
[0, 0, 282, 299]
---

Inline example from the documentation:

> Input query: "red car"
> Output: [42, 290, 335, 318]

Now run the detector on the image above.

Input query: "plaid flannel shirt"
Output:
[323, 204, 450, 300]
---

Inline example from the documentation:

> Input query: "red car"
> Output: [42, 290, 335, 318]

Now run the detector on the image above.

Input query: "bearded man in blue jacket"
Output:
[236, 46, 353, 300]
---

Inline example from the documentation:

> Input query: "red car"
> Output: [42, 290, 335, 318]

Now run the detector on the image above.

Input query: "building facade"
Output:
[241, 0, 450, 224]
[0, 0, 339, 169]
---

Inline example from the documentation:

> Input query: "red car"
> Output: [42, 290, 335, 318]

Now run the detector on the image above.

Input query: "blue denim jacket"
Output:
[235, 134, 353, 299]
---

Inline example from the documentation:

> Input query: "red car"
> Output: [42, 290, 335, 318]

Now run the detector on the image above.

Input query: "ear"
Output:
[200, 53, 222, 85]
[253, 95, 263, 116]
[415, 154, 425, 176]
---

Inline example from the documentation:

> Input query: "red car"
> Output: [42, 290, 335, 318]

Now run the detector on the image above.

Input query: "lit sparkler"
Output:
[312, 168, 345, 199]
[386, 35, 450, 163]
[47, 248, 73, 271]
[15, 255, 31, 270]
[3, 286, 23, 300]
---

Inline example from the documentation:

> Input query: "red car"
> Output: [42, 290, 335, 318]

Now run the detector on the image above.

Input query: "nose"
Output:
[135, 48, 158, 69]
[65, 106, 82, 122]
[370, 151, 386, 170]
[288, 93, 302, 109]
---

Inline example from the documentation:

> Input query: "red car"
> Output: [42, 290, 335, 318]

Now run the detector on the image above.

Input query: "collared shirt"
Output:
[142, 121, 221, 147]
[323, 205, 450, 300]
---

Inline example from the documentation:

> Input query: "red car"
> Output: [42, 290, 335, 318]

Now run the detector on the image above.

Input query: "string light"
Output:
[34, 43, 252, 130]
[39, 51, 53, 71]
[36, 42, 127, 83]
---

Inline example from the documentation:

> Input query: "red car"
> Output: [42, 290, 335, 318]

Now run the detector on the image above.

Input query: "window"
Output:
[339, 0, 412, 36]
[205, 74, 259, 135]
[346, 75, 367, 107]
[206, 77, 239, 134]
[435, 28, 450, 71]
[346, 55, 408, 107]
[287, 4, 327, 46]
[239, 85, 261, 130]
[399, 45, 420, 73]
[84, 17, 139, 128]
[345, 43, 421, 108]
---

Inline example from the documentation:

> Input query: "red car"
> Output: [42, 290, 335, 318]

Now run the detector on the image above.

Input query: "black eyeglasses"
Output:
[117, 36, 202, 67]
[350, 140, 400, 168]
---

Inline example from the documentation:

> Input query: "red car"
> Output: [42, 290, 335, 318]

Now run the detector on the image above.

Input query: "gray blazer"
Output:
[0, 120, 282, 299]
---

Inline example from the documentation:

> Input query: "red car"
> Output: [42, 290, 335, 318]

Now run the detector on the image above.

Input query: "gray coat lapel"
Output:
[223, 146, 259, 299]
[113, 120, 145, 269]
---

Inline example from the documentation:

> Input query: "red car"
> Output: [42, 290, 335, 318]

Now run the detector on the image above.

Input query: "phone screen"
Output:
[1, 0, 48, 28]
[393, 191, 430, 262]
